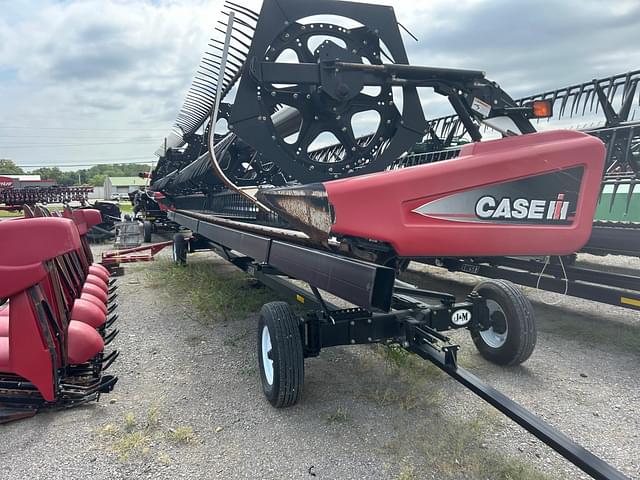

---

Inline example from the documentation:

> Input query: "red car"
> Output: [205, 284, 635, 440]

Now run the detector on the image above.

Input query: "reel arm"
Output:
[253, 58, 540, 141]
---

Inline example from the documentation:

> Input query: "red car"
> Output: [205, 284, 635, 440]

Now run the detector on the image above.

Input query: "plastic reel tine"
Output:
[581, 89, 592, 116]
[180, 95, 203, 113]
[217, 20, 254, 42]
[196, 68, 219, 84]
[186, 90, 215, 105]
[606, 76, 616, 103]
[203, 55, 229, 74]
[210, 51, 244, 68]
[180, 106, 205, 119]
[571, 84, 586, 117]
[206, 47, 247, 67]
[192, 80, 217, 95]
[184, 90, 212, 106]
[224, 0, 260, 21]
[619, 80, 638, 122]
[212, 38, 248, 56]
[183, 101, 215, 116]
[222, 12, 256, 32]
[207, 46, 246, 66]
[216, 28, 252, 51]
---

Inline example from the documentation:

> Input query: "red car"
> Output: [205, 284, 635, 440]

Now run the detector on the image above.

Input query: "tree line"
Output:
[0, 159, 151, 186]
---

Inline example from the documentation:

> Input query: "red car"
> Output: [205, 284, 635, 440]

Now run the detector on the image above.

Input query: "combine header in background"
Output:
[0, 176, 93, 208]
[147, 1, 633, 478]
[427, 70, 640, 258]
[409, 70, 640, 310]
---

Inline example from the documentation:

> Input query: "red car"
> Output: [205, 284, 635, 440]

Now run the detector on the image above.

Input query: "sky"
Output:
[0, 0, 639, 171]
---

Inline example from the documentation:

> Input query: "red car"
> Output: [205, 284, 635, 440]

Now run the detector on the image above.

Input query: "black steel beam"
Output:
[169, 210, 395, 311]
[410, 339, 629, 480]
[418, 258, 640, 311]
[269, 241, 395, 311]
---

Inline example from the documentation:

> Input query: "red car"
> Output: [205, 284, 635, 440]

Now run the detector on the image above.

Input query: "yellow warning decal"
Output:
[621, 297, 640, 308]
[296, 294, 305, 304]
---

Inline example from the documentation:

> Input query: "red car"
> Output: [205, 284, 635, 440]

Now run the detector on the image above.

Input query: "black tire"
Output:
[470, 279, 536, 366]
[143, 221, 153, 243]
[257, 302, 304, 408]
[172, 233, 187, 265]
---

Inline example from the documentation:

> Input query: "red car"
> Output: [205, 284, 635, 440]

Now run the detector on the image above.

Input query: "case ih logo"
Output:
[412, 167, 583, 225]
[475, 194, 570, 221]
[0, 177, 14, 189]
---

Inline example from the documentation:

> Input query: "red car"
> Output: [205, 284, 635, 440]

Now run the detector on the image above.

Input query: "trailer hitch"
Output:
[408, 326, 629, 480]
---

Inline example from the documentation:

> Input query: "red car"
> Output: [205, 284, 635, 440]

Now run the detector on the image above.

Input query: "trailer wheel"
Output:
[143, 221, 153, 243]
[172, 233, 187, 265]
[470, 279, 536, 366]
[257, 302, 304, 408]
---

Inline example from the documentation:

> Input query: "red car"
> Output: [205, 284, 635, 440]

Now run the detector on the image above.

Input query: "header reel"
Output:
[154, 0, 547, 193]
[228, 0, 426, 182]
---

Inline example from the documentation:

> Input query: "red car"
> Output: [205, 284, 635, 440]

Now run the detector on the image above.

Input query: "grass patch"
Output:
[166, 426, 196, 444]
[395, 464, 418, 480]
[118, 202, 133, 214]
[378, 344, 443, 381]
[325, 407, 351, 424]
[390, 412, 552, 480]
[0, 210, 23, 218]
[97, 406, 197, 463]
[146, 259, 281, 323]
[113, 431, 150, 461]
[124, 412, 137, 431]
[371, 342, 550, 479]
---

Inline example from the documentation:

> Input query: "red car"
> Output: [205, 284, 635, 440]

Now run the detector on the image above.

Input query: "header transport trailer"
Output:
[148, 0, 632, 478]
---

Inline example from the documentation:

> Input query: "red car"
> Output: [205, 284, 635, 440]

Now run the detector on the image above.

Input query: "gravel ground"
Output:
[0, 246, 637, 479]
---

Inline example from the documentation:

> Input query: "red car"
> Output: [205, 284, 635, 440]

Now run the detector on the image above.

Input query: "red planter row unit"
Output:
[0, 206, 118, 422]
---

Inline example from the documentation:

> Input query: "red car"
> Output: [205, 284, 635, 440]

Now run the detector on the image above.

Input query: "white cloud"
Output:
[0, 0, 638, 170]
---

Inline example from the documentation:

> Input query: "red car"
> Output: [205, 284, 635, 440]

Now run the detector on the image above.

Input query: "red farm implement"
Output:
[144, 0, 635, 478]
[0, 207, 119, 422]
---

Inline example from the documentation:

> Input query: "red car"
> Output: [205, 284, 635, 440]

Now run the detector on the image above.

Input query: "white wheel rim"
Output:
[480, 299, 508, 348]
[172, 242, 177, 262]
[261, 325, 274, 385]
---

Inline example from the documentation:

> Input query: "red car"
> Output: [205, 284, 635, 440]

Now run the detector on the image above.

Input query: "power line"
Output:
[1, 140, 159, 148]
[16, 157, 158, 168]
[0, 134, 157, 140]
[0, 125, 167, 132]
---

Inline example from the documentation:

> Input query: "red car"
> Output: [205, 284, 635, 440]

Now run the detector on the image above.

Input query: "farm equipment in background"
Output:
[81, 201, 122, 242]
[427, 70, 640, 258]
[146, 0, 633, 478]
[129, 188, 179, 242]
[0, 207, 119, 422]
[0, 184, 93, 207]
[410, 71, 640, 311]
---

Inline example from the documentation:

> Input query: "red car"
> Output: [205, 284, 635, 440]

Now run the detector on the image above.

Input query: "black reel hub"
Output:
[256, 22, 402, 179]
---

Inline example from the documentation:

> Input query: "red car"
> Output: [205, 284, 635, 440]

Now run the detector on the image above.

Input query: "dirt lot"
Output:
[0, 248, 638, 480]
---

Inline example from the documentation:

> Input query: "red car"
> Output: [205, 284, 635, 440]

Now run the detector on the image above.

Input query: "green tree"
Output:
[0, 159, 24, 175]
[88, 174, 106, 186]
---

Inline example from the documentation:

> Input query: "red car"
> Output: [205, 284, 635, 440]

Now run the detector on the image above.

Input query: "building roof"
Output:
[3, 174, 41, 181]
[108, 176, 147, 187]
